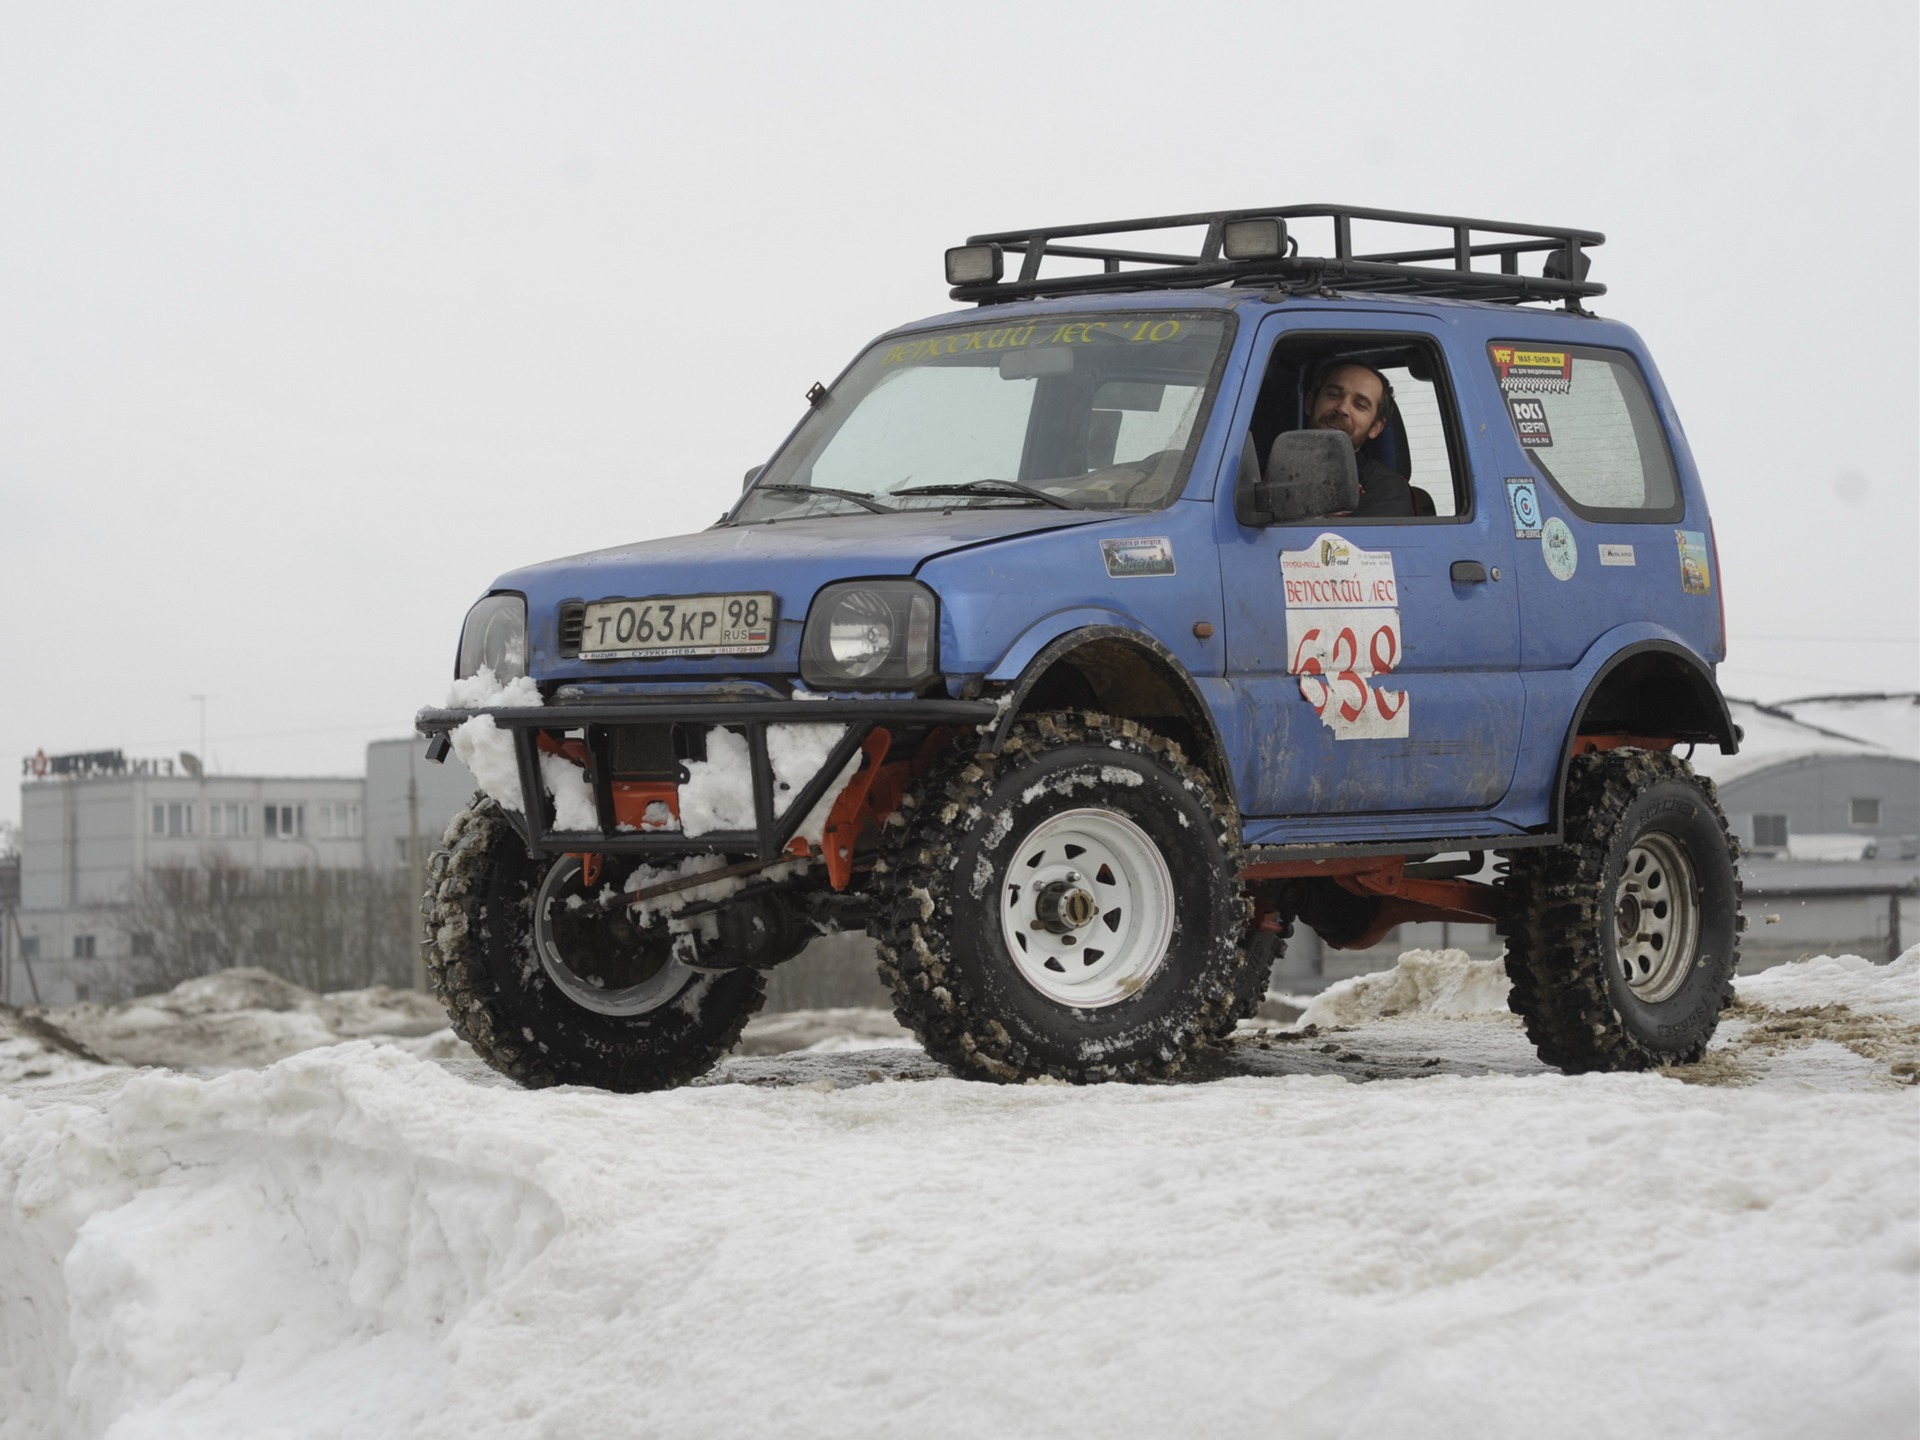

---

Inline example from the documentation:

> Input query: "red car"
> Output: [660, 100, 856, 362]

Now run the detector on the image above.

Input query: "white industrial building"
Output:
[3, 740, 474, 1005]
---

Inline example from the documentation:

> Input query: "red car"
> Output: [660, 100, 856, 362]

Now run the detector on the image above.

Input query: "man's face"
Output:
[1310, 365, 1387, 451]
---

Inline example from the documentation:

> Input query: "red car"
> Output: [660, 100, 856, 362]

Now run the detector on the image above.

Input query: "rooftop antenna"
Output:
[190, 695, 207, 775]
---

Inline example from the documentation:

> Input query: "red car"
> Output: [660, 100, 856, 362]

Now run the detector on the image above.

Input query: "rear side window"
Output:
[1489, 343, 1681, 521]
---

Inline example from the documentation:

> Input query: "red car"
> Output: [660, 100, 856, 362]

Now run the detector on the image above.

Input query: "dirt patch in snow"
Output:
[1668, 997, 1920, 1089]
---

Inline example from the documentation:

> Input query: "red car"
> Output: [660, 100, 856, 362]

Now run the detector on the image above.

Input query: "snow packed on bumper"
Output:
[444, 666, 544, 814]
[440, 665, 857, 848]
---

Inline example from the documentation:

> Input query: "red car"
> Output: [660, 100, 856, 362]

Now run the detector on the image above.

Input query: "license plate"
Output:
[579, 592, 776, 658]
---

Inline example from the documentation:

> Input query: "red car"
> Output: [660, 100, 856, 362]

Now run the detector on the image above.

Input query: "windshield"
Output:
[734, 312, 1233, 522]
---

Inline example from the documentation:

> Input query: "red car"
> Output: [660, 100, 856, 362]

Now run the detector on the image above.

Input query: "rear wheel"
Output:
[424, 798, 764, 1090]
[873, 712, 1249, 1083]
[1499, 750, 1743, 1072]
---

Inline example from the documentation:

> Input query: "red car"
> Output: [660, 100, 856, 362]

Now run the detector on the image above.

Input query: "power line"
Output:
[1729, 634, 1917, 645]
[113, 720, 417, 751]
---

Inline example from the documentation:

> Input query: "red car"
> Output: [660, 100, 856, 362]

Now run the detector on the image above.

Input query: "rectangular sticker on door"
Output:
[1280, 534, 1409, 739]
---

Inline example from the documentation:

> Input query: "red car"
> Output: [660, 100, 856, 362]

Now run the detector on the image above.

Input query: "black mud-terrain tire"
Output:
[1208, 923, 1288, 1040]
[423, 797, 765, 1091]
[871, 711, 1250, 1083]
[1499, 750, 1743, 1073]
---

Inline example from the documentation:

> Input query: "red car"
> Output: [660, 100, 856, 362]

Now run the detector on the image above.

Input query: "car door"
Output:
[1216, 312, 1524, 817]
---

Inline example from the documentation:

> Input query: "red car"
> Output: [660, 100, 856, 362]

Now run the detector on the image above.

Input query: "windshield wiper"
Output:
[752, 484, 896, 514]
[890, 479, 1080, 510]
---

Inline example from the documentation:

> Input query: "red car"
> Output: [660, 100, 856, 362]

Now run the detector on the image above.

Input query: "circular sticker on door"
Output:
[1541, 516, 1577, 581]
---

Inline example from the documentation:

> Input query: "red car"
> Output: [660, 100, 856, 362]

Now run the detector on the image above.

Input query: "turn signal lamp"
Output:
[1222, 217, 1287, 260]
[945, 243, 1004, 286]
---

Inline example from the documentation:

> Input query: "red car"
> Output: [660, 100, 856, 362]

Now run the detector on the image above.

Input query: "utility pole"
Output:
[6, 907, 40, 1006]
[408, 746, 426, 991]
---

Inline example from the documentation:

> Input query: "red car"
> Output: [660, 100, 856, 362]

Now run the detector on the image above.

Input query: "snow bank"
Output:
[2, 956, 1915, 1438]
[0, 969, 464, 1084]
[1294, 947, 1514, 1030]
[3, 1040, 1914, 1440]
[1736, 946, 1920, 1021]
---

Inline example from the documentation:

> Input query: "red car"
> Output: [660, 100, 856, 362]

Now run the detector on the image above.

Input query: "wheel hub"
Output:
[533, 856, 698, 1016]
[1612, 831, 1700, 1005]
[999, 808, 1175, 1010]
[1033, 879, 1098, 935]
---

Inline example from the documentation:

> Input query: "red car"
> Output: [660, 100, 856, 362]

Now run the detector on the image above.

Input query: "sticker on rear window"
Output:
[1489, 344, 1573, 395]
[1506, 396, 1554, 447]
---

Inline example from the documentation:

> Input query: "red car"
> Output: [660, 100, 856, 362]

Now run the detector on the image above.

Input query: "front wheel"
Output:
[1499, 750, 1744, 1073]
[872, 712, 1250, 1083]
[423, 798, 765, 1090]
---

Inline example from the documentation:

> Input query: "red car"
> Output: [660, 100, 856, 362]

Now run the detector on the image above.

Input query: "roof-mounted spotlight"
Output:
[945, 243, 1004, 286]
[1542, 243, 1591, 283]
[1222, 217, 1287, 261]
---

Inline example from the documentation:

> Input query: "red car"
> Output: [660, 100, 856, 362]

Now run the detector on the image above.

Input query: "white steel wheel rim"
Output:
[999, 807, 1176, 1009]
[1613, 831, 1700, 1004]
[533, 856, 697, 1017]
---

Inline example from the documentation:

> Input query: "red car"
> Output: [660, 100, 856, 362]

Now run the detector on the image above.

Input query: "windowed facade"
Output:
[315, 802, 362, 840]
[72, 934, 95, 959]
[208, 803, 251, 838]
[1850, 797, 1882, 829]
[264, 803, 305, 840]
[150, 802, 195, 838]
[1752, 814, 1789, 851]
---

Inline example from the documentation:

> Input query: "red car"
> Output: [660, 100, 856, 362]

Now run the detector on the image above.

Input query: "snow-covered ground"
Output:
[3, 951, 1916, 1440]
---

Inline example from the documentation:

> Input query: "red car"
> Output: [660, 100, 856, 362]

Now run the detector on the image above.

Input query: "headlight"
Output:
[800, 581, 937, 689]
[457, 593, 529, 682]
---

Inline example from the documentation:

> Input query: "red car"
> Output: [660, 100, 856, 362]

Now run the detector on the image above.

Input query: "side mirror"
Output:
[742, 465, 763, 493]
[1253, 431, 1360, 525]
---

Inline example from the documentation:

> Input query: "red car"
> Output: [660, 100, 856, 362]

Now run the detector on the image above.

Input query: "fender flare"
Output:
[1551, 637, 1736, 831]
[986, 623, 1239, 814]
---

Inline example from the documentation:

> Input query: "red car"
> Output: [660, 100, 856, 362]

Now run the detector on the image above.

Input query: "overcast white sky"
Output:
[2, 1, 1915, 828]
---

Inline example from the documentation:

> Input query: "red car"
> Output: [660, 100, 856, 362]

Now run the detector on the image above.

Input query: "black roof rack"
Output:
[948, 203, 1605, 309]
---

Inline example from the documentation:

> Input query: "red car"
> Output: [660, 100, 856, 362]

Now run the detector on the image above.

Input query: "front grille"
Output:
[558, 602, 585, 658]
[608, 724, 683, 781]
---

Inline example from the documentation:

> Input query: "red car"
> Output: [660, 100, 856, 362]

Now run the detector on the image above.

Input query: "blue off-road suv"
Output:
[418, 205, 1743, 1090]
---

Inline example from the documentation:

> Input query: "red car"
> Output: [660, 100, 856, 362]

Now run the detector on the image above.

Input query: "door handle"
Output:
[1450, 560, 1489, 584]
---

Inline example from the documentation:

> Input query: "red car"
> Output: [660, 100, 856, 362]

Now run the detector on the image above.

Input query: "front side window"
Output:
[1243, 333, 1468, 519]
[737, 313, 1233, 521]
[1489, 342, 1681, 520]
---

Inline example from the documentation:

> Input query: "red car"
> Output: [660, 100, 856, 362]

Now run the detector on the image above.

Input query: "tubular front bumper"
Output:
[415, 697, 999, 859]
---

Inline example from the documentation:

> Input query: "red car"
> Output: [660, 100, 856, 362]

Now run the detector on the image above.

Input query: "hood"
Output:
[495, 508, 1112, 601]
[493, 507, 1115, 682]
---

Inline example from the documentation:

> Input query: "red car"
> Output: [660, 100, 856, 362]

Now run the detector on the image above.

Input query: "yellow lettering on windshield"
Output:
[881, 317, 1183, 363]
